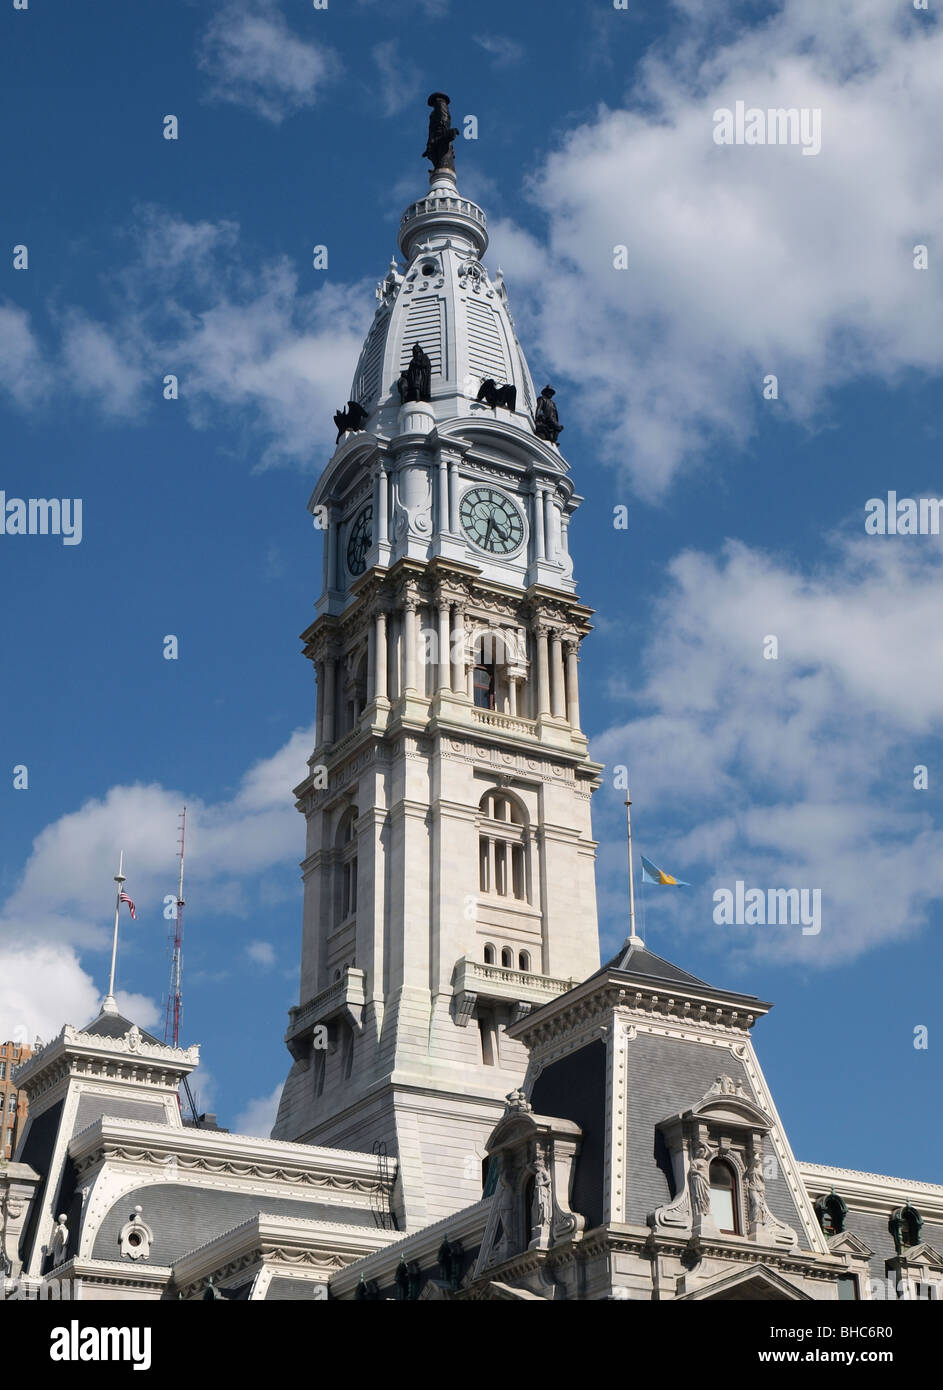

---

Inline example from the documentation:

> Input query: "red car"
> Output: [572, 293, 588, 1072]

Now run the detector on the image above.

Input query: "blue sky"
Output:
[2, 0, 941, 1180]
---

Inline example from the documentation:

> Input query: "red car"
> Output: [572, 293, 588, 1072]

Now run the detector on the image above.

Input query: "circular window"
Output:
[421, 261, 437, 277]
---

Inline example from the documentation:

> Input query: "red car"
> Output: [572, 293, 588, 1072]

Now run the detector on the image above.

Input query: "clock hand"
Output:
[483, 515, 494, 547]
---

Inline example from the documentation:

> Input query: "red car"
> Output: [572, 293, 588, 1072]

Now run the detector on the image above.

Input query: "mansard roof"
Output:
[600, 940, 712, 988]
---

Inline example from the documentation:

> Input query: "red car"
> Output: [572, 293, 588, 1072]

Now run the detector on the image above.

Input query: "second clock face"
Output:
[346, 505, 373, 576]
[460, 487, 525, 556]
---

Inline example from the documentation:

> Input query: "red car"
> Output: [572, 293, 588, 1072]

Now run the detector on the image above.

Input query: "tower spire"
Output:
[625, 792, 645, 948]
[102, 851, 127, 1015]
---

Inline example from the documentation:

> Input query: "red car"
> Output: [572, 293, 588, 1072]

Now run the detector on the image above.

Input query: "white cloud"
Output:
[502, 0, 943, 497]
[592, 530, 943, 965]
[0, 728, 314, 1043]
[473, 35, 524, 69]
[0, 303, 51, 407]
[0, 945, 159, 1048]
[198, 1, 340, 124]
[371, 41, 422, 117]
[1, 208, 375, 468]
[246, 940, 276, 967]
[234, 1083, 283, 1138]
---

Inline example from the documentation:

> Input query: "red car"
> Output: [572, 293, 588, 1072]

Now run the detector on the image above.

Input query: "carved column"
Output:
[564, 640, 581, 729]
[535, 627, 551, 716]
[315, 662, 324, 745]
[437, 454, 449, 535]
[326, 506, 338, 592]
[508, 677, 518, 717]
[436, 595, 451, 692]
[367, 620, 376, 703]
[376, 463, 389, 545]
[323, 655, 337, 743]
[448, 458, 460, 534]
[533, 487, 546, 561]
[403, 598, 418, 693]
[549, 632, 565, 718]
[450, 603, 465, 693]
[375, 611, 388, 701]
[543, 491, 556, 562]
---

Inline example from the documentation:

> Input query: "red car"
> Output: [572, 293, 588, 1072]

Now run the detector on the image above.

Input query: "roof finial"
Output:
[102, 851, 134, 1014]
[625, 792, 645, 948]
[423, 92, 459, 184]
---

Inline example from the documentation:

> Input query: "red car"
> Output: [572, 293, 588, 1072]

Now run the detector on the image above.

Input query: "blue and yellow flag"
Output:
[640, 854, 690, 887]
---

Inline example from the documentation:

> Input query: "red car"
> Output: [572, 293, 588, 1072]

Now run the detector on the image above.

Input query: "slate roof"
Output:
[601, 941, 711, 987]
[599, 939, 766, 1007]
[82, 1009, 162, 1045]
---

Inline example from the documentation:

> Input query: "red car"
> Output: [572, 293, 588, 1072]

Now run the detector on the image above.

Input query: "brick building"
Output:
[0, 1041, 34, 1160]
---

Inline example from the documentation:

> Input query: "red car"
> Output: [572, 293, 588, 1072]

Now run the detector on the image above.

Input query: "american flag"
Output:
[119, 891, 136, 920]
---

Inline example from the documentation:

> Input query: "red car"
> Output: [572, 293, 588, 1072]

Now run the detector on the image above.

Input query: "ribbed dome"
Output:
[349, 168, 539, 437]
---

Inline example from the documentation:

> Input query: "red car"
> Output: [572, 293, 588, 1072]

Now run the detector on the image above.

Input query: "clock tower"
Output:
[272, 97, 603, 1232]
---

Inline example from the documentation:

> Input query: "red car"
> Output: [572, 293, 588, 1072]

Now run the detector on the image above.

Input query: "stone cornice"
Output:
[798, 1161, 943, 1219]
[171, 1212, 401, 1294]
[509, 972, 768, 1052]
[330, 1197, 491, 1296]
[68, 1117, 394, 1199]
[14, 1024, 199, 1103]
[54, 1257, 173, 1291]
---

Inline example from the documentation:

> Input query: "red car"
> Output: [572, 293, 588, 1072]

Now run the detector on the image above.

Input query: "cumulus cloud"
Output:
[498, 0, 943, 497]
[0, 728, 313, 1045]
[198, 0, 341, 124]
[0, 303, 52, 408]
[473, 35, 524, 69]
[246, 940, 276, 967]
[0, 207, 374, 468]
[371, 40, 422, 117]
[234, 1083, 283, 1138]
[592, 530, 943, 965]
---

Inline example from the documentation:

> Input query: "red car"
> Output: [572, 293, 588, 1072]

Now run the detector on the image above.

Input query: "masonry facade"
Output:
[2, 101, 939, 1302]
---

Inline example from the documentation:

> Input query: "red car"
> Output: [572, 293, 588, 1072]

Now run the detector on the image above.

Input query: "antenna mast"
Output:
[164, 807, 186, 1047]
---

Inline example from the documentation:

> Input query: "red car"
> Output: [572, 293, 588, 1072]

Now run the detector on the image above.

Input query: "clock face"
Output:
[460, 487, 525, 556]
[346, 505, 373, 576]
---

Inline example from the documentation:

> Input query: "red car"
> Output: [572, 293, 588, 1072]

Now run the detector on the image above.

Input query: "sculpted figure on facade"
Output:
[689, 1142, 712, 1216]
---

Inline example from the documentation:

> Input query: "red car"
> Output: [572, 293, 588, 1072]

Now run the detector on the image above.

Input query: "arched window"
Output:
[483, 943, 496, 965]
[709, 1160, 739, 1234]
[478, 791, 528, 901]
[473, 664, 494, 710]
[501, 947, 513, 968]
[336, 807, 359, 925]
[518, 951, 530, 972]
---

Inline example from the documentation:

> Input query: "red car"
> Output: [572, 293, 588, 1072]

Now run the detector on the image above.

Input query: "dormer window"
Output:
[709, 1160, 740, 1235]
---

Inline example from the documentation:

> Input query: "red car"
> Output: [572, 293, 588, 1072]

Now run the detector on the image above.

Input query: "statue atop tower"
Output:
[423, 91, 459, 174]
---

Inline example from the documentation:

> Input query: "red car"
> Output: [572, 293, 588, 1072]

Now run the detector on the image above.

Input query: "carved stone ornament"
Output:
[473, 1105, 585, 1281]
[50, 1212, 69, 1268]
[650, 1079, 798, 1249]
[118, 1204, 154, 1261]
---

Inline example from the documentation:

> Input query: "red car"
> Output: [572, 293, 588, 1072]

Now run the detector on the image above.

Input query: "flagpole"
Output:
[625, 792, 645, 947]
[102, 850, 126, 1015]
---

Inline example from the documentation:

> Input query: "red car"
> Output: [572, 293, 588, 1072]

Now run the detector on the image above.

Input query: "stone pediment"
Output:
[827, 1230, 873, 1258]
[894, 1242, 943, 1270]
[679, 1263, 812, 1301]
[658, 1074, 772, 1134]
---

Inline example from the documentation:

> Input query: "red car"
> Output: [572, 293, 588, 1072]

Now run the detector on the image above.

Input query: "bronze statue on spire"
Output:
[423, 92, 459, 173]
